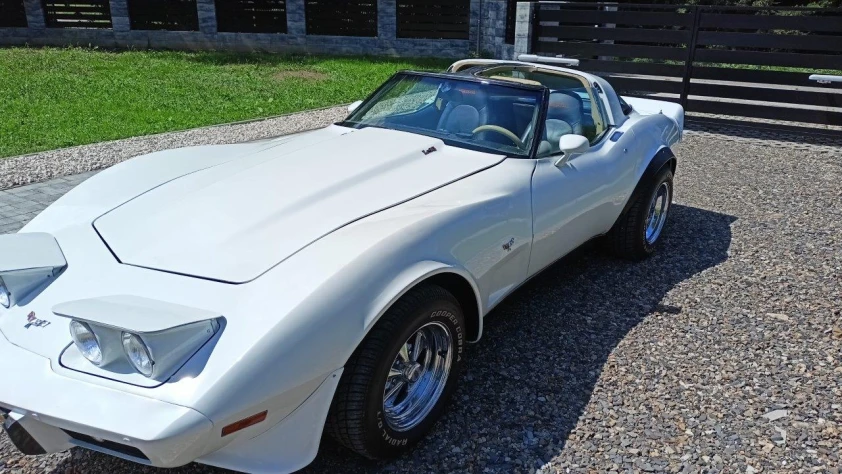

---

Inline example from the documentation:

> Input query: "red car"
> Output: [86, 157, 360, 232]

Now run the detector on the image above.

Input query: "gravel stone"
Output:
[1, 120, 841, 473]
[762, 409, 789, 422]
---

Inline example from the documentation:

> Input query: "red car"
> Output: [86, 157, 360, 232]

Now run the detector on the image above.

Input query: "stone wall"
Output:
[477, 0, 515, 60]
[0, 0, 518, 59]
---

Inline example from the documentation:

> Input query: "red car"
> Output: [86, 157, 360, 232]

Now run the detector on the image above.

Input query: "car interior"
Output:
[345, 66, 606, 158]
[474, 67, 605, 157]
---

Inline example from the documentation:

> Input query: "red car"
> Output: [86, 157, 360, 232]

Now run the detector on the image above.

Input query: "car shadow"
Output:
[40, 204, 735, 474]
[304, 204, 736, 473]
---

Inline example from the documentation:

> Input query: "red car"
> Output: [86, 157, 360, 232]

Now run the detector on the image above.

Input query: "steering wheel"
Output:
[471, 125, 524, 148]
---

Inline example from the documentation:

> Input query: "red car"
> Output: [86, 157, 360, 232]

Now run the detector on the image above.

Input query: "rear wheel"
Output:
[609, 167, 673, 260]
[326, 284, 465, 459]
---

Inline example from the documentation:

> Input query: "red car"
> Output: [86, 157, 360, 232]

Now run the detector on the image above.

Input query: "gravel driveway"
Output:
[1, 122, 840, 474]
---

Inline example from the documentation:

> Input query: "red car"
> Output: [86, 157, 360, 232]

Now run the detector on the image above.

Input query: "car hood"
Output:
[93, 126, 504, 283]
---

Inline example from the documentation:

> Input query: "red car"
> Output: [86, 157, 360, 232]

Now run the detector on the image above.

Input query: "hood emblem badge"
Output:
[421, 146, 437, 155]
[24, 311, 51, 329]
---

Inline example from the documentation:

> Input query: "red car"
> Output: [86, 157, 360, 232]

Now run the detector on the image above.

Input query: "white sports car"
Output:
[0, 59, 682, 473]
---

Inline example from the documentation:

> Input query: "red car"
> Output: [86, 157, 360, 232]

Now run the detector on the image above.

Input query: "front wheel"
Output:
[326, 284, 465, 459]
[609, 167, 674, 260]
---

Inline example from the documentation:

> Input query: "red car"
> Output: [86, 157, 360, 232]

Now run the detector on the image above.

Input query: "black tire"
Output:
[609, 167, 674, 260]
[326, 284, 466, 459]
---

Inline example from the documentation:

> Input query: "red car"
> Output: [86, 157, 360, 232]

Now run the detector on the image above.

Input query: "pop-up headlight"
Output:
[55, 295, 222, 385]
[69, 320, 103, 365]
[122, 332, 154, 377]
[0, 278, 10, 309]
[0, 233, 67, 309]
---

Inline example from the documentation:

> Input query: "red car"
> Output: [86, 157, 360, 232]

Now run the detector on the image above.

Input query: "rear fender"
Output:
[618, 147, 676, 220]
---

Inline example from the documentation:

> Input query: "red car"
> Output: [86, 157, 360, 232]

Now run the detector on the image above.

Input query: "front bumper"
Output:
[0, 334, 214, 468]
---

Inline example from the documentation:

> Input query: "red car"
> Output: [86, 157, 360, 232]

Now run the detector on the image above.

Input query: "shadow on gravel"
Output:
[305, 204, 737, 473]
[41, 204, 735, 474]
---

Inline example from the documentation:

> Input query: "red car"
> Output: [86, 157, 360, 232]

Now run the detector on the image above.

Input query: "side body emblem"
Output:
[502, 238, 515, 252]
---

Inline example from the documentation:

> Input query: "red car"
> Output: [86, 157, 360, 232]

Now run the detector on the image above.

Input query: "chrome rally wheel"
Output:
[609, 166, 674, 260]
[326, 284, 465, 459]
[644, 181, 671, 245]
[383, 322, 453, 432]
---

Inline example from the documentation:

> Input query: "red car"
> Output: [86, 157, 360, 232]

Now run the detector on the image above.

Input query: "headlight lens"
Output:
[69, 320, 102, 365]
[122, 332, 154, 377]
[0, 280, 9, 308]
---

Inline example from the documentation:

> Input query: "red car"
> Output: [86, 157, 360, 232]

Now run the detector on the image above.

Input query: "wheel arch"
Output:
[620, 146, 677, 219]
[361, 263, 484, 346]
[423, 272, 482, 343]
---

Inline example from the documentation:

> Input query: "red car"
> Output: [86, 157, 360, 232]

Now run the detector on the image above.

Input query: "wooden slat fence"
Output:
[43, 0, 112, 28]
[0, 0, 27, 27]
[505, 0, 518, 44]
[215, 0, 287, 33]
[531, 2, 842, 126]
[305, 0, 377, 37]
[128, 0, 199, 31]
[396, 0, 470, 40]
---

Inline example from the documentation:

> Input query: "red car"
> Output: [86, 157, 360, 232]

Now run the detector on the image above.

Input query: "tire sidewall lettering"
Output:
[364, 295, 466, 455]
[430, 310, 464, 360]
[376, 410, 409, 446]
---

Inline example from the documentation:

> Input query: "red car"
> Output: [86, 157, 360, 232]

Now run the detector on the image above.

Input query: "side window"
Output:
[583, 86, 608, 144]
[573, 92, 607, 144]
[538, 86, 604, 158]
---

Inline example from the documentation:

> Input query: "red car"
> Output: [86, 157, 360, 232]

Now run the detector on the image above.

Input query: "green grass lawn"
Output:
[0, 47, 451, 158]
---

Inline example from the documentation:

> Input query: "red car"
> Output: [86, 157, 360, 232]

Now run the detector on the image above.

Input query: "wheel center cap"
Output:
[404, 362, 423, 383]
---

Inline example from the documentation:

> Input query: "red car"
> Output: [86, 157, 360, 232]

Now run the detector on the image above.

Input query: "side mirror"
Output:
[347, 100, 363, 113]
[554, 134, 590, 167]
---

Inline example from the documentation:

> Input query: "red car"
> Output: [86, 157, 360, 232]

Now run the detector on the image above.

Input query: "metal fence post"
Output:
[680, 5, 702, 110]
[599, 2, 617, 62]
[513, 1, 535, 57]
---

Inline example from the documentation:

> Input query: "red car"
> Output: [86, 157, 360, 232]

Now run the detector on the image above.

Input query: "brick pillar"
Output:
[378, 0, 396, 39]
[478, 0, 507, 59]
[196, 0, 217, 34]
[23, 0, 46, 29]
[513, 2, 535, 58]
[286, 0, 306, 36]
[469, 0, 481, 56]
[109, 0, 130, 32]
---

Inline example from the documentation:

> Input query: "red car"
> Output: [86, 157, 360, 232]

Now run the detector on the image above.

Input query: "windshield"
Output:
[341, 73, 544, 157]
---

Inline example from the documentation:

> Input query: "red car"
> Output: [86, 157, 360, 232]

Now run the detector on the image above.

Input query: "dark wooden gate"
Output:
[0, 0, 28, 27]
[531, 2, 842, 126]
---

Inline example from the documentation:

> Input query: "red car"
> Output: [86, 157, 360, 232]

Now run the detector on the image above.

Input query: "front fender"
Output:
[360, 260, 484, 339]
[189, 158, 534, 434]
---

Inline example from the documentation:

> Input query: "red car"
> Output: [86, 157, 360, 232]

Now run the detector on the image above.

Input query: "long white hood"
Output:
[94, 126, 504, 283]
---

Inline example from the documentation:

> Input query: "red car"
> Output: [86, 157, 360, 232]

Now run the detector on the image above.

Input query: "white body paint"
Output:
[0, 61, 682, 473]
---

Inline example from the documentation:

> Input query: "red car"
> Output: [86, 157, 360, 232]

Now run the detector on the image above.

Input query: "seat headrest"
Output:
[547, 91, 582, 121]
[440, 87, 464, 104]
[442, 104, 480, 135]
[451, 85, 488, 110]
